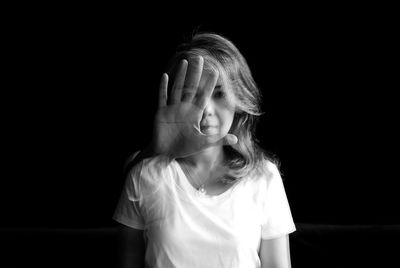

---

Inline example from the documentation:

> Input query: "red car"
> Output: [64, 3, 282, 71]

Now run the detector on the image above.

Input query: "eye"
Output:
[213, 91, 225, 98]
[213, 86, 226, 99]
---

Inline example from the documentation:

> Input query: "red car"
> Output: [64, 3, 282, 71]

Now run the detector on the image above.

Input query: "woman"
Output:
[113, 32, 296, 268]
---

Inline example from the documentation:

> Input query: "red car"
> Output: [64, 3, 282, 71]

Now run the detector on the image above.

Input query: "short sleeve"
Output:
[260, 162, 296, 240]
[112, 151, 145, 230]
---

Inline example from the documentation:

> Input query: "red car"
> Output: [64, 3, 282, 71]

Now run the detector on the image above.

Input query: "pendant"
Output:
[198, 184, 206, 195]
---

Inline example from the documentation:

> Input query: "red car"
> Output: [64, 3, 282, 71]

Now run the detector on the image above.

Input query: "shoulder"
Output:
[240, 159, 284, 200]
[140, 154, 173, 173]
[235, 159, 281, 205]
[126, 154, 174, 185]
[251, 158, 281, 185]
[128, 153, 172, 174]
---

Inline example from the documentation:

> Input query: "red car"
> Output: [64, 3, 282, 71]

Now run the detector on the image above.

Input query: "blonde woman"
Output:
[113, 32, 296, 268]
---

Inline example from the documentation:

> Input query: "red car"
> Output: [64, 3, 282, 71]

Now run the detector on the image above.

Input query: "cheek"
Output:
[220, 110, 235, 132]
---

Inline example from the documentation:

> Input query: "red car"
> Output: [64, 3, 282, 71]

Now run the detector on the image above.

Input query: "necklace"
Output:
[180, 161, 210, 195]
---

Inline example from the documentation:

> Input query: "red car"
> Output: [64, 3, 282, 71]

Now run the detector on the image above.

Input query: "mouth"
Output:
[200, 125, 218, 134]
[200, 125, 217, 129]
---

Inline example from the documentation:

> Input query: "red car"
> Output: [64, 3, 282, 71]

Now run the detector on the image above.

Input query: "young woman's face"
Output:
[198, 69, 237, 137]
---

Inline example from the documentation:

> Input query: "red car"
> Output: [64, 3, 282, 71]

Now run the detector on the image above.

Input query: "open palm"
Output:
[152, 56, 237, 159]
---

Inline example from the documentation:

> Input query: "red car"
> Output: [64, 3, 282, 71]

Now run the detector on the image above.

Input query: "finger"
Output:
[203, 133, 238, 146]
[195, 69, 219, 110]
[194, 126, 238, 147]
[158, 73, 168, 108]
[170, 59, 188, 104]
[182, 56, 203, 102]
[223, 134, 238, 145]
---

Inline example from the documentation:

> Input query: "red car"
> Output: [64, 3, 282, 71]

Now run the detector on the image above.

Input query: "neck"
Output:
[182, 146, 225, 171]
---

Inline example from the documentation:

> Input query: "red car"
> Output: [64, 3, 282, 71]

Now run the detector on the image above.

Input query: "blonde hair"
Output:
[165, 32, 278, 183]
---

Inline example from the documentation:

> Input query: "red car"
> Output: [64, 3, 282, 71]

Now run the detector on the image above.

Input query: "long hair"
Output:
[165, 32, 278, 183]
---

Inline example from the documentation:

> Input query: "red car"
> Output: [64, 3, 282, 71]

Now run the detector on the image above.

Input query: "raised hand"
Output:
[152, 56, 238, 159]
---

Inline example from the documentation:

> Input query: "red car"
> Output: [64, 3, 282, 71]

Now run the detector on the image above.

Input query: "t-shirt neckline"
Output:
[172, 158, 240, 201]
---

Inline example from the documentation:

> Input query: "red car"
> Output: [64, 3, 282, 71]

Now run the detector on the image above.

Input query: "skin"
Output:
[152, 55, 238, 188]
[154, 56, 292, 267]
[153, 55, 238, 157]
[122, 55, 292, 268]
[260, 235, 292, 268]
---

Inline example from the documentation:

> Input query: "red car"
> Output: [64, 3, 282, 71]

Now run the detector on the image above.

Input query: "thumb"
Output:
[222, 134, 238, 146]
[202, 133, 238, 147]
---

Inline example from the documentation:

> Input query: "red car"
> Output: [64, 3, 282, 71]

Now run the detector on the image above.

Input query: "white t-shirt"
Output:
[113, 153, 296, 268]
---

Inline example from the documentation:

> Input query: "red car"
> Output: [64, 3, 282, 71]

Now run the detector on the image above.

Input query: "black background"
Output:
[2, 5, 398, 228]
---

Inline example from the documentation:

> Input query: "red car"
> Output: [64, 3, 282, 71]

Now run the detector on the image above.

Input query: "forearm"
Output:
[260, 235, 292, 268]
[133, 144, 156, 164]
[117, 227, 146, 268]
[123, 144, 157, 178]
[120, 249, 145, 268]
[119, 241, 145, 268]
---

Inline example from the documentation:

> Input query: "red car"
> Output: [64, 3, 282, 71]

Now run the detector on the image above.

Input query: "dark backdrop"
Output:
[2, 6, 398, 228]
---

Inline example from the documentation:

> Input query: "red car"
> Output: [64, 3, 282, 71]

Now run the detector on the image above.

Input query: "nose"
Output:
[202, 101, 215, 118]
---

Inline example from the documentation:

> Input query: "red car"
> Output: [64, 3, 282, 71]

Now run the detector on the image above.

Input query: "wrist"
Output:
[151, 143, 177, 161]
[141, 144, 157, 159]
